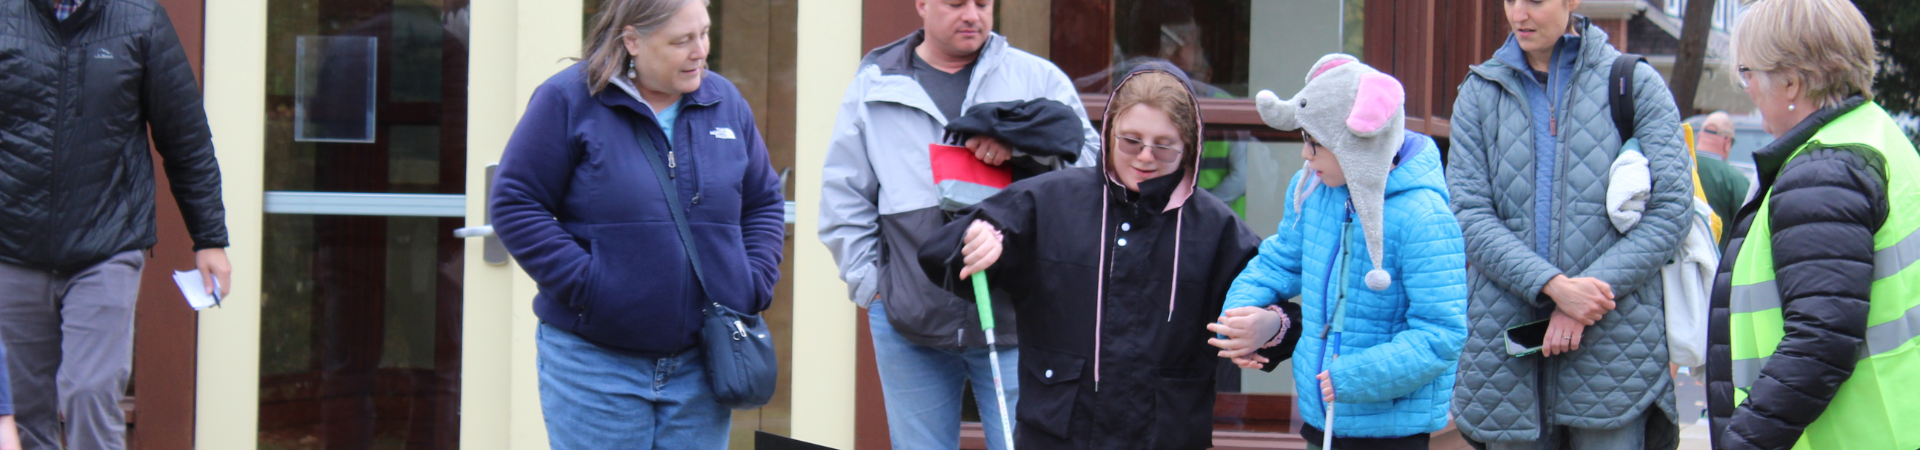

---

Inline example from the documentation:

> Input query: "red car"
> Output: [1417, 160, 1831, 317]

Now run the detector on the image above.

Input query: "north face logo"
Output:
[93, 48, 113, 59]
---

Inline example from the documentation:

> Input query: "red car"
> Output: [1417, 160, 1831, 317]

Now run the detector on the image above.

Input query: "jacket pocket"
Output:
[81, 39, 142, 121]
[1149, 368, 1214, 449]
[568, 222, 696, 352]
[575, 239, 602, 314]
[691, 118, 750, 194]
[1336, 396, 1399, 418]
[1017, 347, 1084, 439]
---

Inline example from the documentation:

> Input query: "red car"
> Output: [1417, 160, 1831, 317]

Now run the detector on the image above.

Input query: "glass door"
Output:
[258, 0, 470, 448]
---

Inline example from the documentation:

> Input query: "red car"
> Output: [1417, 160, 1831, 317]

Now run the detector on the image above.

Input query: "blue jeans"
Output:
[868, 302, 1018, 450]
[537, 323, 730, 450]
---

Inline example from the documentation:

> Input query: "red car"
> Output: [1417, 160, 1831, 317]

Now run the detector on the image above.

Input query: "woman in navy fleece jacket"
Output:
[488, 0, 785, 447]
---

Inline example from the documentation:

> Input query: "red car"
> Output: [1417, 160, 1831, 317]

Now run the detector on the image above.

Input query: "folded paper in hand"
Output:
[172, 269, 220, 311]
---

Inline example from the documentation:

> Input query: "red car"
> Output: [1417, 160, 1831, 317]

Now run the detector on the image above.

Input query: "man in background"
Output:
[1696, 112, 1751, 245]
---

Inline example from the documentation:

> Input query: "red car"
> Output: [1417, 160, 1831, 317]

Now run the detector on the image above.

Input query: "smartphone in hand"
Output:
[1503, 319, 1550, 357]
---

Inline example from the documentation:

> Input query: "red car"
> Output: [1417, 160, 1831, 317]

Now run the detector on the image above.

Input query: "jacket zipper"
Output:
[1319, 206, 1355, 419]
[687, 119, 705, 206]
[663, 123, 701, 207]
[47, 41, 73, 265]
[1547, 65, 1559, 138]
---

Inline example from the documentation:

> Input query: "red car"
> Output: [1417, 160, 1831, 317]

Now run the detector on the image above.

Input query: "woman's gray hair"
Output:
[1729, 0, 1879, 109]
[581, 0, 706, 95]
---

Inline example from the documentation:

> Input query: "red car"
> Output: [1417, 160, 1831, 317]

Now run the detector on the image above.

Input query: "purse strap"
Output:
[634, 122, 712, 295]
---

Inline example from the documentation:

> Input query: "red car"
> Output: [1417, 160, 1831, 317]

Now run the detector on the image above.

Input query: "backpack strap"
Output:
[1609, 53, 1647, 142]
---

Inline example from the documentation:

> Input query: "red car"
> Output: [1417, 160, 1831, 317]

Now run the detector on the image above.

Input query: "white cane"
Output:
[1322, 337, 1338, 450]
[972, 273, 1016, 449]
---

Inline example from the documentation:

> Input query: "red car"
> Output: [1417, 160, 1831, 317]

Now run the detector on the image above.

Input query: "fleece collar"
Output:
[1475, 16, 1618, 98]
[594, 71, 724, 121]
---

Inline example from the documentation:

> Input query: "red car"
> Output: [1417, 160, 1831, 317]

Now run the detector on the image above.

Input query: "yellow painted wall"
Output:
[460, 0, 580, 449]
[788, 0, 862, 447]
[197, 0, 265, 447]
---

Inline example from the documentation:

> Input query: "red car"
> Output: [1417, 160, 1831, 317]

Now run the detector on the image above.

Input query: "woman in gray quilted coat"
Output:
[1446, 1, 1690, 449]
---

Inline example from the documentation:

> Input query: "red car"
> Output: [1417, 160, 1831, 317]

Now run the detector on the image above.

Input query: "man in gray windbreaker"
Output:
[817, 1, 1097, 448]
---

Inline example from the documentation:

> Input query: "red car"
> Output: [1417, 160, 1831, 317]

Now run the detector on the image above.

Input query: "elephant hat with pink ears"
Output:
[1256, 53, 1408, 291]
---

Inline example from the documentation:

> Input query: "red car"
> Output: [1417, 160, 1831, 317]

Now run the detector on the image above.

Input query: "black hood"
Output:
[1101, 61, 1204, 212]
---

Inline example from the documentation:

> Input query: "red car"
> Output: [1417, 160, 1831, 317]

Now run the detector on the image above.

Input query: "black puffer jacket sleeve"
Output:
[1722, 144, 1888, 450]
[143, 5, 228, 250]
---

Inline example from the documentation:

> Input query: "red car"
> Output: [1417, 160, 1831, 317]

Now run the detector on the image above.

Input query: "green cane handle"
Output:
[972, 273, 994, 330]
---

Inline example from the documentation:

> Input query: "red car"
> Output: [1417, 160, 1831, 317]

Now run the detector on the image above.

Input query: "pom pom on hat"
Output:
[1366, 269, 1392, 291]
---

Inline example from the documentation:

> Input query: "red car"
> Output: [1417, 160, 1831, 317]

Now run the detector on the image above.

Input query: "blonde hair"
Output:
[581, 0, 705, 95]
[1730, 0, 1879, 108]
[1108, 71, 1200, 162]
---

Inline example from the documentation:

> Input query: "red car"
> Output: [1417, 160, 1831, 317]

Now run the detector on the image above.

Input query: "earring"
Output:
[626, 58, 637, 79]
[1789, 103, 1796, 111]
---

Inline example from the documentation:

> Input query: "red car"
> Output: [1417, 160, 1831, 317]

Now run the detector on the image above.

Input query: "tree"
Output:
[1670, 0, 1717, 116]
[1854, 0, 1920, 115]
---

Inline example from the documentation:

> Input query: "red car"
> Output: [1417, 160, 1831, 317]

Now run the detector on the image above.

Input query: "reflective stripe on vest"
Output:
[1726, 102, 1920, 450]
[1198, 140, 1232, 187]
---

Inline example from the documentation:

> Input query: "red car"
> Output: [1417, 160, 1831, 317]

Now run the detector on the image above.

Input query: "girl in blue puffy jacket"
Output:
[1208, 55, 1468, 449]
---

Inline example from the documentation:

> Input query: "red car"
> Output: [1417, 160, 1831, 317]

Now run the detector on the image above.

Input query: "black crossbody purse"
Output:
[635, 125, 777, 410]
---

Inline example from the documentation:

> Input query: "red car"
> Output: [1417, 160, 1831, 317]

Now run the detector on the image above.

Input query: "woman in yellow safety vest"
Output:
[1707, 1, 1920, 449]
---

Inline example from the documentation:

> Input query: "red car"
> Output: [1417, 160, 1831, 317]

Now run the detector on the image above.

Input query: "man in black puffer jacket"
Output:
[0, 1, 230, 449]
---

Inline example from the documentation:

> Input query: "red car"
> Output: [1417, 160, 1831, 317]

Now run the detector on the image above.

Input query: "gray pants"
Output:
[1485, 412, 1651, 450]
[0, 250, 144, 450]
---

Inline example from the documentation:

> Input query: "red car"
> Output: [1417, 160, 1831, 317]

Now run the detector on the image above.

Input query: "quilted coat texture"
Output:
[0, 0, 227, 271]
[1224, 133, 1467, 438]
[1447, 23, 1688, 445]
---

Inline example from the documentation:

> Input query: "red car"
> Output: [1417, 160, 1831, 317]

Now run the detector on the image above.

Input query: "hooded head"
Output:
[1255, 53, 1406, 291]
[1103, 61, 1204, 211]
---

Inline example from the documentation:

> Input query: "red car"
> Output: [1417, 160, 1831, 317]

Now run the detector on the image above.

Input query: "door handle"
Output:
[454, 163, 510, 265]
[452, 225, 493, 238]
[779, 166, 796, 225]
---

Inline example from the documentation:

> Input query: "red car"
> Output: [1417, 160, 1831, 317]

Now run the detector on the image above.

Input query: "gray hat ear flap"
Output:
[1256, 90, 1302, 131]
[1347, 187, 1393, 291]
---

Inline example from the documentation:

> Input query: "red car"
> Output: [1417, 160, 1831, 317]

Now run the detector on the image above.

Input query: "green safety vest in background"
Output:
[1197, 140, 1245, 217]
[1728, 102, 1920, 450]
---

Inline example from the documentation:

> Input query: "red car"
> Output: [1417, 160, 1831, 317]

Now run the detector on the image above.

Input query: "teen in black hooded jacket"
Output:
[919, 63, 1301, 450]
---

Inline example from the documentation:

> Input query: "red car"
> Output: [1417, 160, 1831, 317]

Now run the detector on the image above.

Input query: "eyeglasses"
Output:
[1737, 65, 1755, 90]
[1700, 128, 1736, 145]
[1114, 135, 1184, 162]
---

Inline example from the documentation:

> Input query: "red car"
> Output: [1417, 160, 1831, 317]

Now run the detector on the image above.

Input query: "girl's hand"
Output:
[1318, 370, 1335, 403]
[959, 220, 1003, 280]
[1207, 306, 1282, 357]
